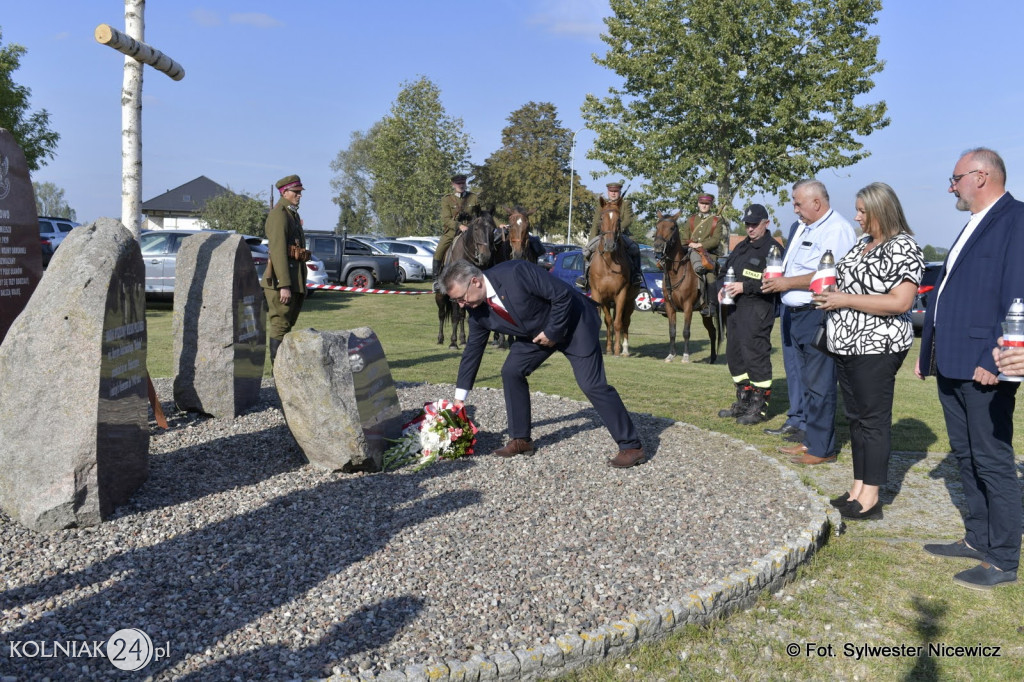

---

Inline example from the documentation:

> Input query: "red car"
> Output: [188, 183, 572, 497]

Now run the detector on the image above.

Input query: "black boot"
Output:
[631, 252, 646, 291]
[575, 260, 590, 290]
[432, 259, 444, 293]
[269, 338, 281, 365]
[698, 275, 711, 316]
[718, 381, 751, 418]
[737, 386, 771, 425]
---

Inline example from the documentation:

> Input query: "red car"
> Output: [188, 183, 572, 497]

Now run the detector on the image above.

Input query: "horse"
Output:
[435, 214, 502, 349]
[651, 210, 720, 363]
[589, 197, 638, 356]
[502, 206, 540, 262]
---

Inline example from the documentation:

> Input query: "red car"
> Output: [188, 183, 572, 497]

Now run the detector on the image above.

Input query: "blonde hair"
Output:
[856, 182, 913, 241]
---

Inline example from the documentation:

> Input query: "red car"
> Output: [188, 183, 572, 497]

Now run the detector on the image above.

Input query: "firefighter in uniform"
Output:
[263, 174, 309, 364]
[685, 193, 728, 315]
[717, 204, 782, 425]
[575, 181, 645, 292]
[434, 174, 482, 292]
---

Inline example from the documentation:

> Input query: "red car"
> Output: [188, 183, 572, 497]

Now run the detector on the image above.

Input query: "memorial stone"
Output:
[0, 129, 44, 345]
[172, 232, 266, 417]
[274, 327, 401, 472]
[0, 218, 149, 531]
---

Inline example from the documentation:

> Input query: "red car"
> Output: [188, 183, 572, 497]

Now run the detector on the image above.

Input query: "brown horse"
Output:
[589, 197, 637, 356]
[436, 214, 501, 349]
[652, 211, 720, 363]
[503, 206, 539, 261]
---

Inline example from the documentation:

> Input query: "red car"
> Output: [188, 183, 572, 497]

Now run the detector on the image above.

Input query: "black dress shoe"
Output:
[923, 539, 985, 561]
[784, 429, 807, 443]
[764, 424, 799, 436]
[841, 500, 883, 520]
[829, 492, 850, 508]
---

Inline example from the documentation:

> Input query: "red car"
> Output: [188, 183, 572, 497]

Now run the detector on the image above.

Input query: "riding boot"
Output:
[269, 338, 281, 365]
[697, 273, 711, 316]
[718, 381, 751, 418]
[432, 258, 443, 293]
[631, 251, 646, 291]
[737, 386, 771, 425]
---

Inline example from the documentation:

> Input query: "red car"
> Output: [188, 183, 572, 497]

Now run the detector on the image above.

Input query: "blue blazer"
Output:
[456, 260, 597, 392]
[919, 192, 1024, 379]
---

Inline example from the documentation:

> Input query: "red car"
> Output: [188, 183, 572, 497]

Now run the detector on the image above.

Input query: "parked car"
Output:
[38, 216, 80, 249]
[373, 239, 435, 276]
[395, 236, 440, 251]
[546, 249, 665, 313]
[40, 237, 55, 268]
[305, 232, 401, 287]
[304, 254, 329, 294]
[538, 242, 579, 270]
[140, 229, 269, 298]
[242, 235, 327, 293]
[911, 262, 944, 334]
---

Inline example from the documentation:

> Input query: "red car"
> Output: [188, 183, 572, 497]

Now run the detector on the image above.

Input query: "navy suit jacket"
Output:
[920, 192, 1024, 379]
[456, 260, 598, 392]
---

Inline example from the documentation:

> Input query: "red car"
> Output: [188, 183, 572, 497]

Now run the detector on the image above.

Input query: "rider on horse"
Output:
[434, 173, 482, 292]
[684, 193, 728, 316]
[575, 182, 646, 293]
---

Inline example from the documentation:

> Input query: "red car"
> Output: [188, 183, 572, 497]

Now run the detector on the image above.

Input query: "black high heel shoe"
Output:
[829, 492, 850, 508]
[840, 500, 883, 520]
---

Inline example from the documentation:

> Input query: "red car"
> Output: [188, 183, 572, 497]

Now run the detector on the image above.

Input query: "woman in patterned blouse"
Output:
[813, 182, 925, 520]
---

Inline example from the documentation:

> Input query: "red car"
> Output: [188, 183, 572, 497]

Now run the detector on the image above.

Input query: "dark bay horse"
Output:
[436, 214, 502, 349]
[590, 197, 637, 356]
[652, 211, 720, 363]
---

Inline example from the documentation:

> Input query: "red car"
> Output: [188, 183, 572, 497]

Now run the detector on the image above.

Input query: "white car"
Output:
[305, 254, 329, 293]
[395, 236, 440, 251]
[374, 239, 435, 276]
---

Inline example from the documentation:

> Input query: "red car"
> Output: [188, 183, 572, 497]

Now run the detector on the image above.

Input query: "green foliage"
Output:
[581, 0, 888, 220]
[33, 181, 76, 220]
[473, 102, 596, 242]
[198, 188, 269, 237]
[373, 77, 470, 235]
[0, 29, 60, 171]
[921, 244, 948, 262]
[329, 125, 379, 234]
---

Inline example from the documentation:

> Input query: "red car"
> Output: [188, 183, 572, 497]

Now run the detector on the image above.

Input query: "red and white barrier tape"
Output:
[307, 283, 432, 295]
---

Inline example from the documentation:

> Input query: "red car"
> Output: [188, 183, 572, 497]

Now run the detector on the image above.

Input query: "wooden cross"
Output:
[94, 0, 185, 237]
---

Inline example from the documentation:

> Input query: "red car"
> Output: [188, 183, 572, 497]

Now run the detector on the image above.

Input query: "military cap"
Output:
[451, 174, 468, 184]
[276, 175, 303, 192]
[606, 181, 624, 190]
[697, 193, 715, 203]
[742, 204, 770, 224]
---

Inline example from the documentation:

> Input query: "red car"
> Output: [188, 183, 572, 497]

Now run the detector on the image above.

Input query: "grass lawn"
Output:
[145, 283, 1024, 680]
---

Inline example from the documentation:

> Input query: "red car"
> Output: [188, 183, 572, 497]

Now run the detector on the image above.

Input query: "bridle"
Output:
[598, 205, 622, 254]
[508, 212, 529, 258]
[652, 216, 691, 297]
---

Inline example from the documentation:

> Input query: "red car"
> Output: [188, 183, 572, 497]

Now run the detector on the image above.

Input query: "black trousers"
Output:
[834, 351, 907, 486]
[501, 310, 641, 451]
[936, 374, 1020, 572]
[725, 301, 775, 383]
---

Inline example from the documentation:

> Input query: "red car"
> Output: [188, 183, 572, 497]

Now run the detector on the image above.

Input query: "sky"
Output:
[5, 1, 1024, 248]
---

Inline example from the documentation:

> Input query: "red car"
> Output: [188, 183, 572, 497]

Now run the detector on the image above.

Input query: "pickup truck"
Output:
[305, 233, 401, 288]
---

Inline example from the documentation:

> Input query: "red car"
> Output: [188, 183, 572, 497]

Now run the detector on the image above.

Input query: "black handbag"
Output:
[812, 316, 830, 353]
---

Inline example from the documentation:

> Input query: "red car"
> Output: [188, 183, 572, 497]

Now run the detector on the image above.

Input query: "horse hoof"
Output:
[681, 354, 691, 363]
[448, 344, 459, 350]
[664, 355, 675, 363]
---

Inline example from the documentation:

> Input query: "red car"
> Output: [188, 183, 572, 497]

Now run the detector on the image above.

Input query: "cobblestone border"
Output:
[321, 423, 843, 682]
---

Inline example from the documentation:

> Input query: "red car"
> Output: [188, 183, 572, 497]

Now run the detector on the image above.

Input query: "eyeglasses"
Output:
[949, 169, 982, 187]
[449, 280, 475, 303]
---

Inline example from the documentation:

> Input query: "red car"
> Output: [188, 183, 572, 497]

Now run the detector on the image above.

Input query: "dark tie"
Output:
[488, 299, 516, 326]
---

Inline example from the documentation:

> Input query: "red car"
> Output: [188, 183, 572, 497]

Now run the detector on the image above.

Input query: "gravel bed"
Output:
[1, 379, 820, 681]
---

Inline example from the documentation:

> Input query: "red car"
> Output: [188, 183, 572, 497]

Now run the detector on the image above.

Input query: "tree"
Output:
[329, 125, 379, 234]
[369, 77, 470, 235]
[198, 188, 268, 237]
[473, 102, 596, 242]
[921, 244, 948, 263]
[581, 0, 888, 221]
[1, 29, 60, 171]
[33, 181, 76, 220]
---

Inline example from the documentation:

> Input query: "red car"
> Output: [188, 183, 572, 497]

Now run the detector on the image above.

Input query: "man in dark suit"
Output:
[916, 147, 1024, 590]
[443, 259, 646, 468]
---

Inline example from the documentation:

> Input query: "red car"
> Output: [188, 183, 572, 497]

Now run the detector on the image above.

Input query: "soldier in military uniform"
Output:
[685, 192, 728, 315]
[434, 174, 482, 292]
[716, 204, 782, 425]
[575, 182, 645, 292]
[263, 174, 308, 364]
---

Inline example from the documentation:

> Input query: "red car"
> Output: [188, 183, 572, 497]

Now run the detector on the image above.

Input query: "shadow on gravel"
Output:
[0, 462, 481, 681]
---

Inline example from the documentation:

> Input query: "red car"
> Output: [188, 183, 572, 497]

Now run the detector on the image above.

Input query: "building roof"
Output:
[141, 176, 231, 215]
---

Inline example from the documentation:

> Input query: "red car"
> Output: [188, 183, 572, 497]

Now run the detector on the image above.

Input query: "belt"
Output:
[787, 304, 817, 312]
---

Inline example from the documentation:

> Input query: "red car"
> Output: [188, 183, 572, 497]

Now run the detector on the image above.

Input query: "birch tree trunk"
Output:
[121, 0, 144, 237]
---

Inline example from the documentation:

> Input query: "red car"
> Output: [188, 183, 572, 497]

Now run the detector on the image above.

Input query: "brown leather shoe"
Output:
[492, 438, 534, 458]
[608, 448, 647, 468]
[778, 443, 807, 456]
[790, 453, 837, 465]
